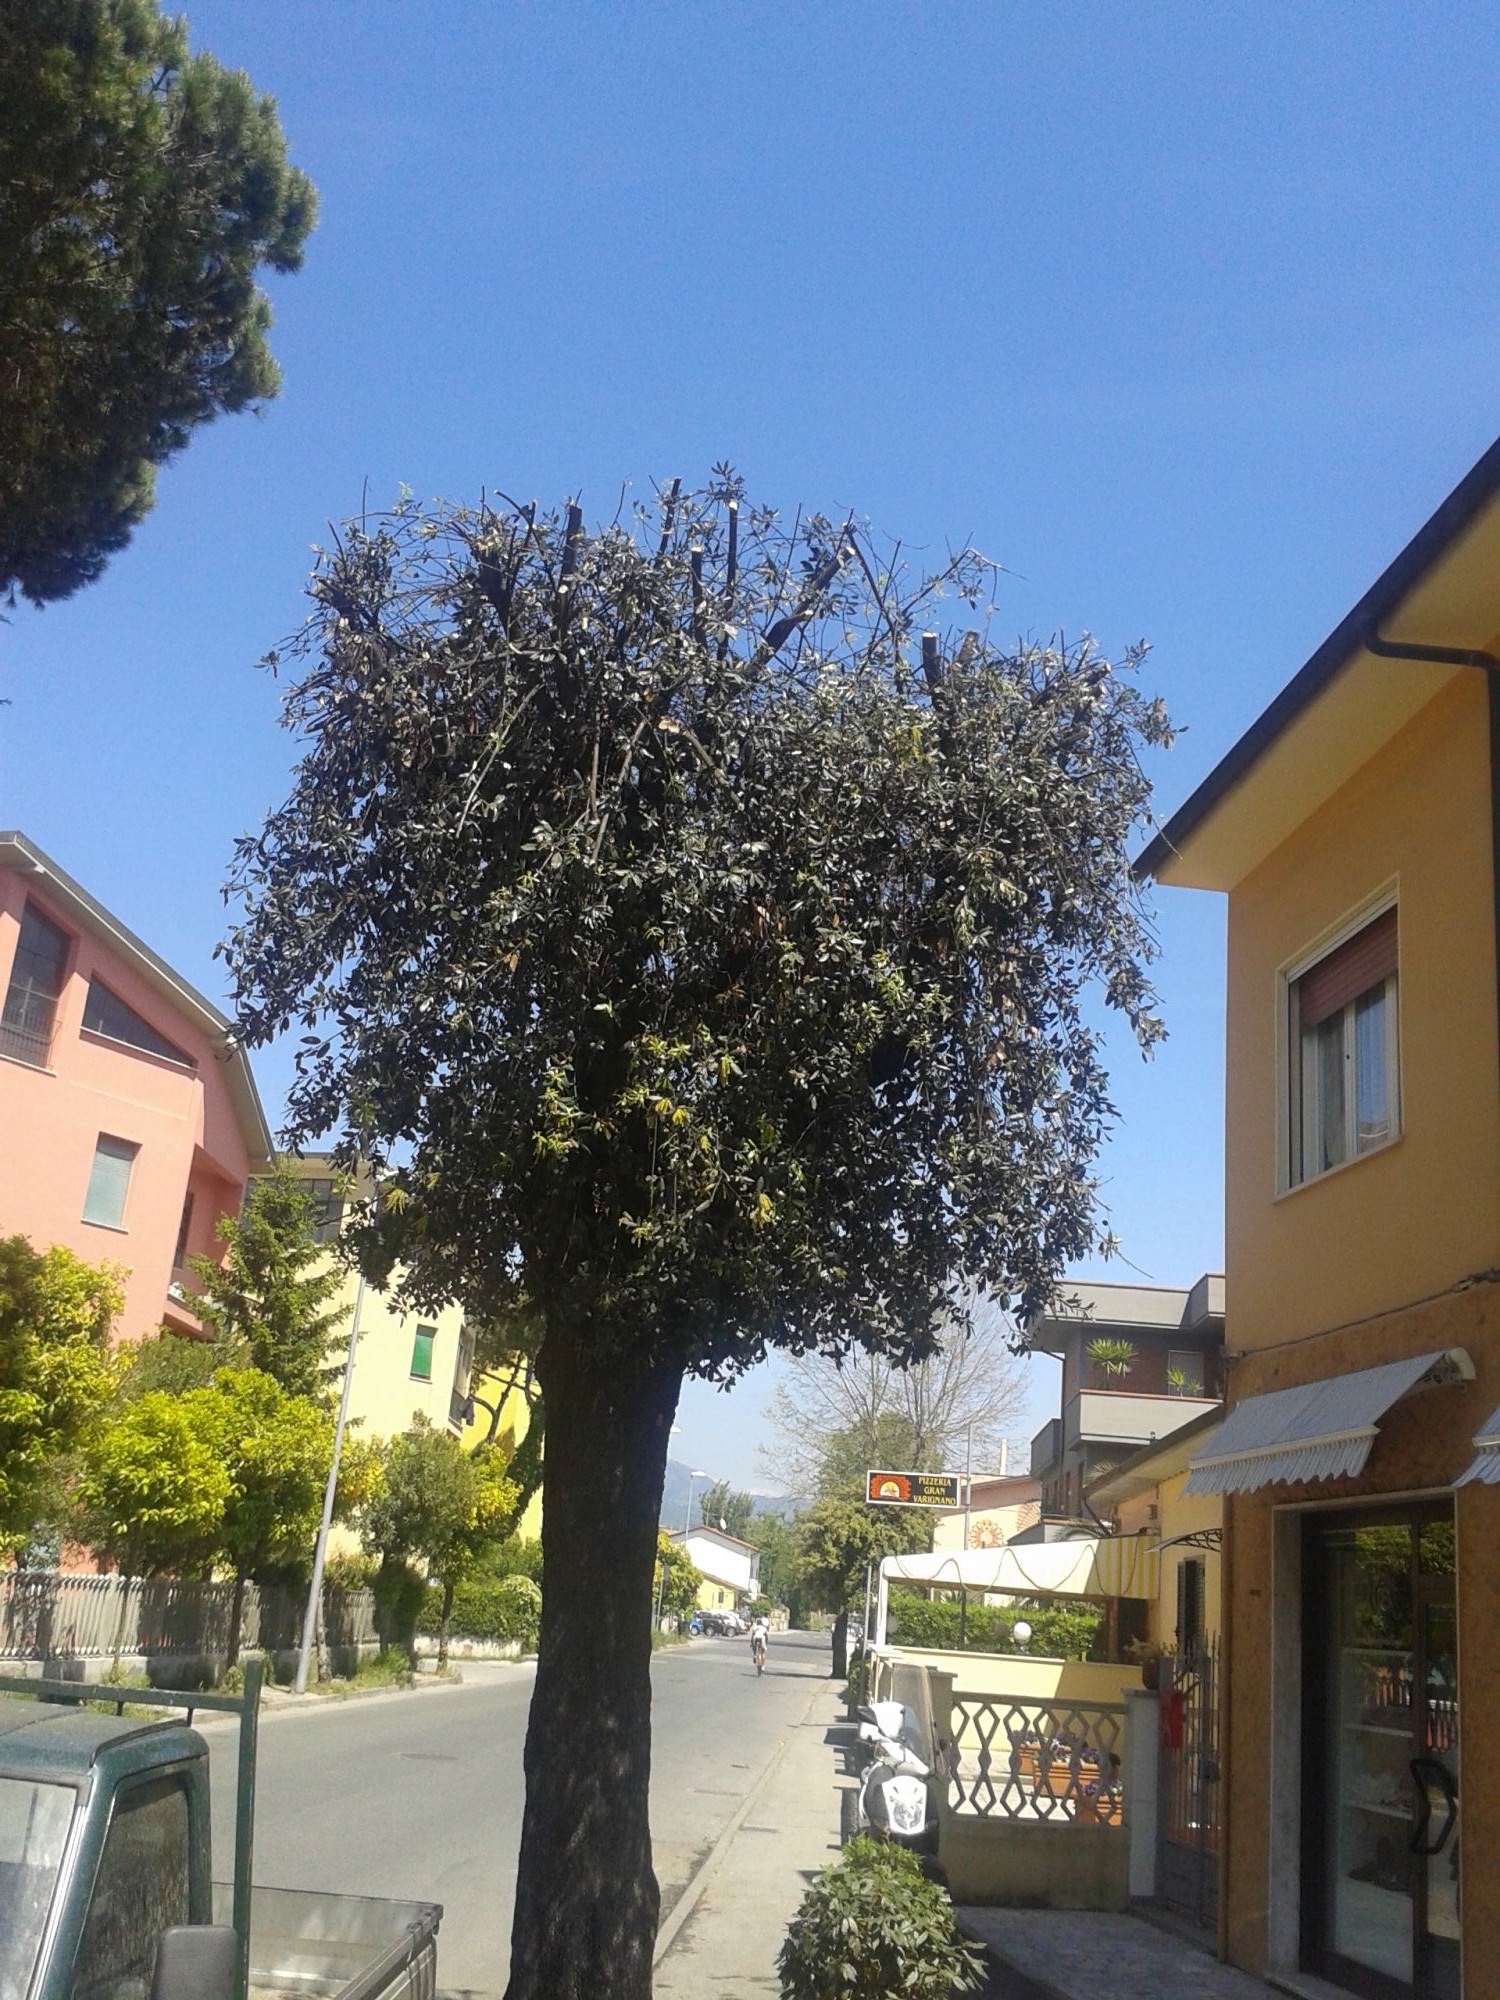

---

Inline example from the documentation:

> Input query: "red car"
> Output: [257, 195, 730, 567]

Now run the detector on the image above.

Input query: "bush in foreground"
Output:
[778, 1838, 984, 2000]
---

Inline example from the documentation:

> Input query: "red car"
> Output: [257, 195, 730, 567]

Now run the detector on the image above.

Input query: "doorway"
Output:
[1302, 1506, 1460, 1998]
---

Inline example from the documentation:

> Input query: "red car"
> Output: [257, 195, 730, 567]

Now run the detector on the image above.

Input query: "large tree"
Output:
[796, 1493, 929, 1678]
[223, 476, 1170, 2000]
[0, 0, 315, 605]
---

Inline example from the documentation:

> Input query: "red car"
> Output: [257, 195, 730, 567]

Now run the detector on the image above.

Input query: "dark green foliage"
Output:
[190, 1166, 345, 1401]
[224, 480, 1170, 1369]
[697, 1479, 755, 1537]
[743, 1511, 799, 1610]
[654, 1529, 702, 1622]
[477, 1534, 545, 1584]
[0, 0, 315, 604]
[418, 1572, 542, 1648]
[114, 1327, 234, 1400]
[371, 1556, 426, 1661]
[888, 1591, 1104, 1660]
[778, 1838, 984, 2000]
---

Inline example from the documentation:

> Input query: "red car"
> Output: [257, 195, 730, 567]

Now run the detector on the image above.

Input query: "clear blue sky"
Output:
[5, 4, 1499, 1486]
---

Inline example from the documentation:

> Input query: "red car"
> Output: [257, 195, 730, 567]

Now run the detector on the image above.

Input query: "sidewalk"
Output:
[653, 1678, 846, 1999]
[959, 1909, 1316, 2000]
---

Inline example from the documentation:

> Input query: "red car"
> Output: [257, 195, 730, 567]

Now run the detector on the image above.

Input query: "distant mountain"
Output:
[659, 1457, 804, 1530]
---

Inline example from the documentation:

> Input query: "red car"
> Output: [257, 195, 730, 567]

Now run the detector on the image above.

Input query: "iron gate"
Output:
[1157, 1637, 1221, 1932]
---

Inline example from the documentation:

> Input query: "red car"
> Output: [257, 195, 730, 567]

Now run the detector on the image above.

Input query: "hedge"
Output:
[417, 1572, 542, 1647]
[887, 1591, 1103, 1660]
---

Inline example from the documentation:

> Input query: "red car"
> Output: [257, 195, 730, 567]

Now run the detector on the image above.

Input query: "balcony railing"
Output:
[0, 1016, 54, 1067]
[948, 1689, 1126, 1823]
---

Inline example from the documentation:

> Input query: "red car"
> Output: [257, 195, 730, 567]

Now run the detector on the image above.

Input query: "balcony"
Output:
[1063, 1388, 1220, 1454]
[1029, 1417, 1062, 1479]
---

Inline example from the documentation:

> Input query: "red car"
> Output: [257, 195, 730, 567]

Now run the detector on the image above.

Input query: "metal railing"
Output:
[0, 1570, 379, 1661]
[948, 1689, 1126, 1824]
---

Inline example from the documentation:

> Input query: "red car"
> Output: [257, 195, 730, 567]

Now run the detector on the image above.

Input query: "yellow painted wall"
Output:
[1115, 1471, 1221, 1650]
[874, 1647, 1137, 1709]
[1225, 669, 1500, 1353]
[695, 1577, 736, 1610]
[932, 1500, 1041, 1551]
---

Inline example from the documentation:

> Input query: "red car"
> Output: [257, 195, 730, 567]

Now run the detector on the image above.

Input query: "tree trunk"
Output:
[504, 1334, 681, 2000]
[226, 1573, 248, 1673]
[438, 1577, 454, 1672]
[830, 1608, 849, 1680]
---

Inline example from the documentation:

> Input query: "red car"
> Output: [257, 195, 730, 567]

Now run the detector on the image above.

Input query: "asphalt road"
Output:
[209, 1628, 834, 1997]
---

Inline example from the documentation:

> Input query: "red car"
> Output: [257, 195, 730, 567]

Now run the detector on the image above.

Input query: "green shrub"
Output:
[417, 1571, 543, 1648]
[477, 1534, 543, 1584]
[324, 1549, 378, 1591]
[778, 1838, 984, 1999]
[887, 1591, 1103, 1660]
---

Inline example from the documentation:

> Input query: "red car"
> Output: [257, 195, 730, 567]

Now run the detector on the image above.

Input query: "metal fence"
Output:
[0, 1570, 379, 1663]
[948, 1689, 1126, 1824]
[1157, 1638, 1221, 1928]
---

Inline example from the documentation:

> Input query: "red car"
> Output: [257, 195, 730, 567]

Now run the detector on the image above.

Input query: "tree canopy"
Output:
[190, 1164, 346, 1400]
[0, 0, 315, 605]
[0, 1235, 120, 1555]
[696, 1479, 755, 1538]
[222, 474, 1171, 2000]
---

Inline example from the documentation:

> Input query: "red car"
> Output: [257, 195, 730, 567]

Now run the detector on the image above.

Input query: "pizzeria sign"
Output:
[865, 1470, 963, 1509]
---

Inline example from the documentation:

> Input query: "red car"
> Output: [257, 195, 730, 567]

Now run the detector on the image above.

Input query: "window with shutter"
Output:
[1288, 906, 1399, 1187]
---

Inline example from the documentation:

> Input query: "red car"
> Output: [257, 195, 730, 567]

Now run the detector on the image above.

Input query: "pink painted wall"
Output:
[0, 867, 255, 1346]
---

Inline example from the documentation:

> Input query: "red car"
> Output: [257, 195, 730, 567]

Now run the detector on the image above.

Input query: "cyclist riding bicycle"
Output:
[750, 1614, 769, 1674]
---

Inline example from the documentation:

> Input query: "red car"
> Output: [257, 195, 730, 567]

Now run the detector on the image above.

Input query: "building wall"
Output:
[679, 1529, 757, 1598]
[0, 871, 254, 1343]
[1225, 670, 1500, 1354]
[1114, 1470, 1221, 1651]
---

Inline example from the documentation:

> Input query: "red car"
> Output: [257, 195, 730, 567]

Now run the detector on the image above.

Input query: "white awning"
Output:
[1456, 1406, 1500, 1486]
[879, 1536, 1158, 1601]
[1184, 1349, 1473, 1497]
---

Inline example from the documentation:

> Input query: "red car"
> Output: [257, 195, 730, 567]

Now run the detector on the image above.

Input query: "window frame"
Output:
[80, 976, 195, 1070]
[0, 899, 73, 1068]
[1278, 889, 1402, 1195]
[410, 1325, 436, 1382]
[82, 1134, 139, 1232]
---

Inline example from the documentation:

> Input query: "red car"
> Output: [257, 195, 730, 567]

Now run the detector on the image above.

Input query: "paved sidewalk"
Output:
[959, 1910, 1294, 2000]
[653, 1678, 847, 1999]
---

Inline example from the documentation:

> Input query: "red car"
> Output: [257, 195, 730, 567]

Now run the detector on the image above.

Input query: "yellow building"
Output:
[1141, 437, 1500, 1997]
[1086, 1409, 1222, 1655]
[278, 1157, 541, 1536]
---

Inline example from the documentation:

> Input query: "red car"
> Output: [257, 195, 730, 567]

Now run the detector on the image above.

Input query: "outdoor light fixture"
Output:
[1012, 1619, 1033, 1651]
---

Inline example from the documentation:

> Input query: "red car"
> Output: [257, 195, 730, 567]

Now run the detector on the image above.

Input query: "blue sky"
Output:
[6, 3, 1499, 1486]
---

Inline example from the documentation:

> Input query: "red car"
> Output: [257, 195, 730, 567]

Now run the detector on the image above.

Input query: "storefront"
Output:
[1186, 1333, 1499, 2000]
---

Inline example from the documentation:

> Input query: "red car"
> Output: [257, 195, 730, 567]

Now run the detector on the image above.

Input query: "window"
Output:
[1175, 1556, 1205, 1656]
[173, 1191, 195, 1270]
[449, 1325, 475, 1429]
[1166, 1348, 1205, 1397]
[0, 902, 70, 1066]
[410, 1325, 435, 1381]
[301, 1177, 345, 1245]
[71, 1776, 189, 2000]
[83, 1136, 137, 1230]
[1289, 906, 1399, 1187]
[81, 977, 192, 1067]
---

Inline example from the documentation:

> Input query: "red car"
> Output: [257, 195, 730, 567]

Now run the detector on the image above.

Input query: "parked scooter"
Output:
[841, 1698, 946, 1852]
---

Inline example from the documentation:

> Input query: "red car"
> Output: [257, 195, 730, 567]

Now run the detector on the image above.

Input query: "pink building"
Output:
[0, 831, 272, 1345]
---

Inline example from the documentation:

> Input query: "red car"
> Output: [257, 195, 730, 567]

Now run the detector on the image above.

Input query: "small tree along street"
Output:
[191, 1165, 347, 1401]
[0, 0, 315, 606]
[223, 477, 1171, 1999]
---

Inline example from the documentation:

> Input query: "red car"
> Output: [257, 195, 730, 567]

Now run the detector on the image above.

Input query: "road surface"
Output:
[210, 1628, 833, 1996]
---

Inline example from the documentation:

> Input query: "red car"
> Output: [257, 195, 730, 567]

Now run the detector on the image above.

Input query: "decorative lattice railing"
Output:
[947, 1690, 1126, 1823]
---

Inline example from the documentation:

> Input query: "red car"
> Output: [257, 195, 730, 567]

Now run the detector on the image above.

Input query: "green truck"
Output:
[0, 1665, 441, 2000]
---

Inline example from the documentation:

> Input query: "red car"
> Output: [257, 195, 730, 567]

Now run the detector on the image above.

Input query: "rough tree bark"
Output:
[504, 1333, 681, 2000]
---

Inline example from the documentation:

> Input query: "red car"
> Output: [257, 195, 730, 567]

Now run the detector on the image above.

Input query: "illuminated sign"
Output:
[865, 1470, 962, 1508]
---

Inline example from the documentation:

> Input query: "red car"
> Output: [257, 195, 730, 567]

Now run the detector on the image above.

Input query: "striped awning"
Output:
[1456, 1406, 1500, 1486]
[1185, 1349, 1473, 1498]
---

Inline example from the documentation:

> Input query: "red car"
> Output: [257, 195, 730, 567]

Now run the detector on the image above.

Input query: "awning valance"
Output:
[1184, 1349, 1473, 1497]
[878, 1536, 1157, 1601]
[1456, 1406, 1500, 1487]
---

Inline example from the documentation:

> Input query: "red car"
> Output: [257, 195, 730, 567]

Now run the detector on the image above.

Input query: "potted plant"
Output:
[1087, 1336, 1136, 1384]
[1127, 1635, 1175, 1690]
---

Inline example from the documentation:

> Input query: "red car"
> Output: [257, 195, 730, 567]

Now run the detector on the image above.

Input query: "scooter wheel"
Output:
[840, 1787, 861, 1847]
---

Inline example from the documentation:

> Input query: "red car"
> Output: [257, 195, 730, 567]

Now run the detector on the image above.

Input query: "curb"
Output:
[652, 1679, 826, 1967]
[192, 1658, 535, 1725]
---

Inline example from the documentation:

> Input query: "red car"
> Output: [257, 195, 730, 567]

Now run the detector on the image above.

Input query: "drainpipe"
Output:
[1362, 624, 1500, 1089]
